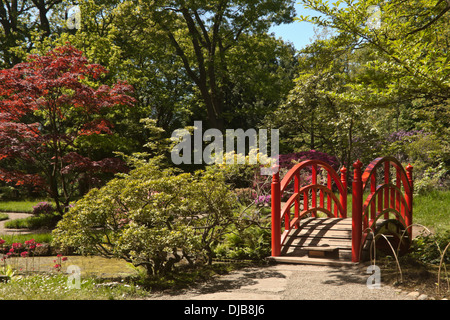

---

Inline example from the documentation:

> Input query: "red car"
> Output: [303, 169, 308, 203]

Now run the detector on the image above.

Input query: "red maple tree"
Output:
[0, 45, 135, 214]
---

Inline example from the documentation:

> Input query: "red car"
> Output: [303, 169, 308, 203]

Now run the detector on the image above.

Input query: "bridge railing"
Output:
[351, 157, 413, 262]
[271, 160, 347, 257]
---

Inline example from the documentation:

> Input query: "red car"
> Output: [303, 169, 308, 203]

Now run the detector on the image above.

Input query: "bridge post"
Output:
[405, 164, 413, 237]
[340, 166, 347, 218]
[352, 160, 363, 262]
[271, 166, 281, 256]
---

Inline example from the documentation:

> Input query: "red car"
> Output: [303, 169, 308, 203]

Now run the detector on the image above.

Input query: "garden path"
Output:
[149, 263, 420, 300]
[0, 212, 34, 236]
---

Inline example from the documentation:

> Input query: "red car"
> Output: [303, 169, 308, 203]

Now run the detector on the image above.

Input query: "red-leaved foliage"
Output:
[0, 45, 135, 212]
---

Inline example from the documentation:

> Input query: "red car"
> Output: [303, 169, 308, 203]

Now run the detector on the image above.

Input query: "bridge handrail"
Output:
[271, 159, 347, 256]
[351, 157, 413, 262]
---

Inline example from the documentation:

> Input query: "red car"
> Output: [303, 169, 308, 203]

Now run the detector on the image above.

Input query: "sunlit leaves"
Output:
[0, 45, 135, 212]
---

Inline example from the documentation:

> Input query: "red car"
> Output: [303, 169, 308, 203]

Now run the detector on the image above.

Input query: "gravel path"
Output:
[151, 263, 416, 300]
[0, 212, 35, 236]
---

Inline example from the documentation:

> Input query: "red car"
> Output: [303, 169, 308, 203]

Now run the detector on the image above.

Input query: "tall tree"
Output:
[69, 0, 297, 131]
[0, 45, 135, 213]
[0, 0, 66, 67]
[293, 0, 449, 185]
[265, 34, 382, 168]
[298, 0, 450, 108]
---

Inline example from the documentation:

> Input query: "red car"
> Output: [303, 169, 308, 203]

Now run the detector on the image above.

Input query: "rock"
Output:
[418, 294, 428, 300]
[407, 291, 420, 298]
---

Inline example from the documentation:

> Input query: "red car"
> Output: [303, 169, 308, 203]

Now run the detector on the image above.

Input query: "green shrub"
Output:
[5, 214, 59, 230]
[52, 158, 237, 277]
[214, 223, 271, 261]
[410, 231, 450, 265]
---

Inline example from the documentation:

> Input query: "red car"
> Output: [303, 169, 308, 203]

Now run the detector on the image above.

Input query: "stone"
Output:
[407, 291, 420, 298]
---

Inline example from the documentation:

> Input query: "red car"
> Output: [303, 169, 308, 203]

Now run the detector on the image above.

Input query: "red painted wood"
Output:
[406, 164, 413, 237]
[340, 166, 347, 218]
[312, 164, 317, 218]
[352, 160, 363, 263]
[271, 168, 281, 257]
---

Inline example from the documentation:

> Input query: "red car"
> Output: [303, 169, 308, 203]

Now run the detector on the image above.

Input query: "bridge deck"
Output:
[269, 217, 404, 266]
[269, 217, 356, 266]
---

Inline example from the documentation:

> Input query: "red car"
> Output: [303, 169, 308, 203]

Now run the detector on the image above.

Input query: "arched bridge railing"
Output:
[351, 157, 413, 262]
[271, 160, 348, 257]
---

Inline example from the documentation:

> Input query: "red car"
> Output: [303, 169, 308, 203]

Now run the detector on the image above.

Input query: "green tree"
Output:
[298, 0, 450, 121]
[0, 0, 67, 67]
[265, 33, 382, 168]
[296, 0, 449, 184]
[52, 0, 298, 132]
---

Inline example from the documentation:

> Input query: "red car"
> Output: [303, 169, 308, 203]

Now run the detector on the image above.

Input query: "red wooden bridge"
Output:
[269, 156, 413, 265]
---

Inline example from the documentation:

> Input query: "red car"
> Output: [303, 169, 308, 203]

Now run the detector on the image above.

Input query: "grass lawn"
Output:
[413, 190, 450, 233]
[0, 199, 51, 213]
[0, 232, 53, 245]
[343, 190, 449, 233]
[0, 255, 252, 300]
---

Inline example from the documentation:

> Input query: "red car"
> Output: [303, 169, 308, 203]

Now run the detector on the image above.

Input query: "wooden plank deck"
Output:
[269, 217, 356, 266]
[269, 217, 411, 266]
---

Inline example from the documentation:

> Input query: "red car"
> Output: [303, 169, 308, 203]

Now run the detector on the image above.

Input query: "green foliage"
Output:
[39, 0, 298, 132]
[382, 131, 449, 194]
[413, 190, 450, 234]
[265, 33, 383, 166]
[214, 224, 271, 261]
[0, 233, 52, 246]
[298, 0, 450, 106]
[4, 214, 59, 230]
[410, 231, 450, 265]
[52, 157, 238, 277]
[0, 199, 52, 213]
[0, 274, 146, 300]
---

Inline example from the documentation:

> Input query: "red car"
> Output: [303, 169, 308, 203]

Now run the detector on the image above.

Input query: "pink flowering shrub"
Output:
[32, 202, 55, 216]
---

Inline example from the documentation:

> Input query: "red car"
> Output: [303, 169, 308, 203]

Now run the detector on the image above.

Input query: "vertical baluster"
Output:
[352, 160, 363, 263]
[390, 180, 395, 210]
[294, 172, 299, 228]
[371, 168, 376, 222]
[271, 167, 281, 257]
[327, 172, 332, 213]
[340, 167, 347, 218]
[384, 161, 390, 218]
[378, 183, 383, 219]
[406, 164, 414, 237]
[312, 164, 317, 217]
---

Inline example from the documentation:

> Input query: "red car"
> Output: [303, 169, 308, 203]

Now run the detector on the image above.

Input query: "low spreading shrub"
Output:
[410, 231, 450, 265]
[32, 202, 55, 216]
[52, 157, 238, 277]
